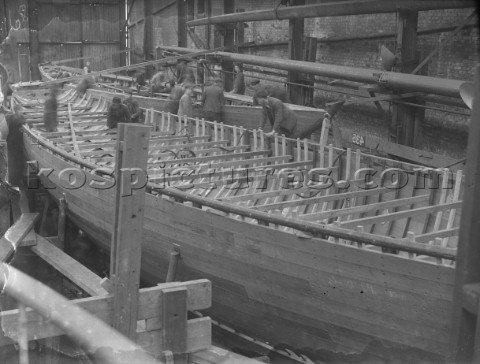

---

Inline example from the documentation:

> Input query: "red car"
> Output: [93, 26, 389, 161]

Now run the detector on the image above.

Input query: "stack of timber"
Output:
[11, 84, 462, 361]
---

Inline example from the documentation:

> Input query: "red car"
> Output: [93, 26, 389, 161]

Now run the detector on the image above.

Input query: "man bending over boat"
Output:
[123, 91, 143, 123]
[107, 96, 131, 129]
[165, 82, 185, 116]
[255, 89, 298, 138]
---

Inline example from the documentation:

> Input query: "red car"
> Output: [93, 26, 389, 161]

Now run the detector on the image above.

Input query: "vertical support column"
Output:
[302, 36, 317, 106]
[57, 197, 66, 250]
[236, 8, 245, 48]
[162, 287, 188, 364]
[110, 123, 150, 340]
[287, 0, 305, 105]
[449, 65, 480, 361]
[0, 141, 9, 236]
[0, 1, 8, 42]
[222, 0, 235, 92]
[391, 9, 422, 147]
[118, 0, 126, 66]
[144, 0, 154, 78]
[177, 0, 187, 47]
[27, 0, 40, 80]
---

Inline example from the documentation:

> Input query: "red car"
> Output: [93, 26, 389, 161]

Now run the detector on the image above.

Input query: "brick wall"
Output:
[138, 0, 478, 157]
[230, 1, 478, 157]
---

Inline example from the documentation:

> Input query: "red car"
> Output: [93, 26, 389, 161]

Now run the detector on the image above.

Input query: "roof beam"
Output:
[159, 45, 468, 98]
[187, 0, 475, 27]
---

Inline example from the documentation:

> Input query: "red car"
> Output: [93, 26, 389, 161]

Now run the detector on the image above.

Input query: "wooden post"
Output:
[0, 141, 9, 236]
[287, 0, 305, 105]
[0, 1, 8, 42]
[236, 8, 245, 49]
[222, 0, 235, 92]
[303, 36, 317, 106]
[165, 244, 180, 283]
[119, 0, 126, 66]
[110, 123, 150, 340]
[144, 0, 154, 78]
[449, 65, 480, 361]
[177, 0, 188, 47]
[57, 196, 66, 249]
[391, 9, 423, 147]
[162, 287, 188, 364]
[18, 303, 29, 364]
[27, 0, 41, 81]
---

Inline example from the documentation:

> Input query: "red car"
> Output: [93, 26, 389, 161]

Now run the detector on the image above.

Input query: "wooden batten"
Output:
[0, 213, 39, 262]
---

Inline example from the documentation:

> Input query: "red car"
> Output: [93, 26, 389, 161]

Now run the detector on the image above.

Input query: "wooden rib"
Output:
[90, 145, 252, 162]
[67, 103, 81, 157]
[340, 201, 463, 229]
[220, 184, 327, 203]
[440, 169, 462, 254]
[148, 150, 271, 167]
[432, 169, 451, 229]
[150, 155, 292, 175]
[149, 161, 313, 184]
[254, 186, 391, 212]
[300, 194, 430, 222]
[415, 227, 460, 244]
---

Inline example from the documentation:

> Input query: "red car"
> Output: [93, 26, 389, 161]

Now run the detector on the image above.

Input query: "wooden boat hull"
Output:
[14, 83, 461, 361]
[23, 134, 455, 361]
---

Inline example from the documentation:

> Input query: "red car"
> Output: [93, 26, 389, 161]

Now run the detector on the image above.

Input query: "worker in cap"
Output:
[107, 96, 131, 129]
[201, 78, 224, 123]
[230, 63, 245, 95]
[123, 91, 143, 123]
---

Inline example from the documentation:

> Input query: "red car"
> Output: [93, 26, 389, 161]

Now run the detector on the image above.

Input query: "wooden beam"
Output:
[119, 0, 126, 66]
[177, 0, 187, 47]
[254, 187, 390, 212]
[449, 65, 480, 361]
[0, 213, 39, 262]
[222, 0, 235, 92]
[187, 1, 476, 26]
[0, 276, 211, 354]
[300, 194, 429, 222]
[150, 155, 292, 175]
[149, 160, 313, 184]
[31, 235, 108, 296]
[27, 0, 41, 80]
[415, 227, 460, 244]
[392, 9, 422, 147]
[287, 0, 305, 105]
[152, 0, 177, 16]
[302, 36, 317, 106]
[162, 287, 187, 363]
[110, 123, 150, 340]
[340, 201, 462, 229]
[67, 103, 81, 157]
[144, 0, 154, 77]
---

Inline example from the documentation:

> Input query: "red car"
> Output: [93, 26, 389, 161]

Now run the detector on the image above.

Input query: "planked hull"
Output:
[18, 85, 460, 361]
